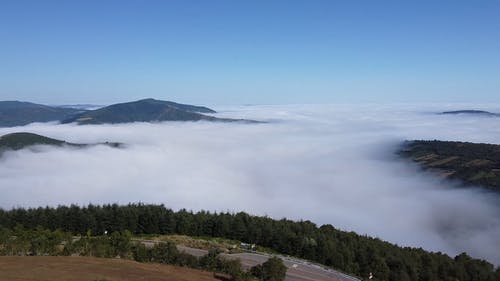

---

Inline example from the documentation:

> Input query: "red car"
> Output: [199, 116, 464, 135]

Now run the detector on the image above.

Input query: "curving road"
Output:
[223, 252, 362, 281]
[135, 239, 363, 281]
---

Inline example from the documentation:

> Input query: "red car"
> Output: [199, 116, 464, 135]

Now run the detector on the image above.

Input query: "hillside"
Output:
[0, 132, 121, 151]
[0, 256, 219, 281]
[61, 98, 226, 125]
[399, 140, 500, 192]
[0, 101, 85, 127]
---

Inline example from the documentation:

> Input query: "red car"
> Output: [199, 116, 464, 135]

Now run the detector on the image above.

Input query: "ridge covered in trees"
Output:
[0, 204, 498, 281]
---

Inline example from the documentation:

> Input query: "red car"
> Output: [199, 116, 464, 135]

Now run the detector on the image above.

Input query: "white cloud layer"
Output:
[1, 103, 500, 264]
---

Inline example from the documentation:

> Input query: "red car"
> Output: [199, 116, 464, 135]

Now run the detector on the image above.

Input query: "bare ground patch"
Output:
[0, 256, 219, 281]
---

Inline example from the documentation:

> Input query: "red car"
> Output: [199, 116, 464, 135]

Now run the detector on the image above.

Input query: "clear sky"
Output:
[0, 0, 499, 105]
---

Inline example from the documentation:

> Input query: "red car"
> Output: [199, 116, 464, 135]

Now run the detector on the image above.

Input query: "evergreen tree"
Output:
[251, 256, 287, 281]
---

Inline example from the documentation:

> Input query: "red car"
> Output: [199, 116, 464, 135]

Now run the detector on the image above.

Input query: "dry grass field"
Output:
[0, 256, 220, 281]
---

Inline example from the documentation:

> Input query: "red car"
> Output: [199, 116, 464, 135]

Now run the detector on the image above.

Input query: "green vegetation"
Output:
[0, 204, 498, 281]
[146, 234, 244, 254]
[0, 101, 84, 127]
[130, 242, 255, 280]
[0, 226, 260, 281]
[250, 257, 287, 281]
[399, 140, 500, 193]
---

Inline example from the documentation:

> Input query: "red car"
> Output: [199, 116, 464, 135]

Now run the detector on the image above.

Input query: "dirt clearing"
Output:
[0, 256, 219, 281]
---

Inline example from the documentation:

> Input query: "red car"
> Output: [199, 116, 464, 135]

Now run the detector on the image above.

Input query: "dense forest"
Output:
[0, 204, 498, 281]
[399, 140, 500, 192]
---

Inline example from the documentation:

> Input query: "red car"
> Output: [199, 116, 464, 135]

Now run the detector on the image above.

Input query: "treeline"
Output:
[400, 140, 500, 192]
[0, 225, 286, 281]
[0, 204, 499, 281]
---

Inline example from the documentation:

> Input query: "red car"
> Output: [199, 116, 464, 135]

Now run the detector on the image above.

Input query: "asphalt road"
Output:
[134, 239, 362, 281]
[224, 252, 362, 281]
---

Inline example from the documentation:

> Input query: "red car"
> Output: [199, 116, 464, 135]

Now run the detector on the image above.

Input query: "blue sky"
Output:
[0, 0, 499, 105]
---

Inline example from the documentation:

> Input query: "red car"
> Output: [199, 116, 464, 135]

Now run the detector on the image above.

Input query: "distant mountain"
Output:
[61, 98, 253, 125]
[440, 110, 499, 116]
[0, 132, 121, 152]
[399, 140, 500, 193]
[0, 101, 86, 127]
[1, 99, 259, 126]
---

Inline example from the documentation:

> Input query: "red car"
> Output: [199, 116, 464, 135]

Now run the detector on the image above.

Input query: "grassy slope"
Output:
[0, 256, 220, 281]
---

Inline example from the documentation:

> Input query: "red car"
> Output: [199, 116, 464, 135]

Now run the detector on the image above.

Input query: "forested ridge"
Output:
[400, 140, 500, 192]
[0, 132, 123, 153]
[0, 204, 498, 281]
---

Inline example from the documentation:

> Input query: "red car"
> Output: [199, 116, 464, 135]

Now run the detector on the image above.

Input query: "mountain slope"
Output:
[143, 99, 216, 114]
[0, 101, 85, 127]
[399, 140, 500, 193]
[61, 98, 236, 125]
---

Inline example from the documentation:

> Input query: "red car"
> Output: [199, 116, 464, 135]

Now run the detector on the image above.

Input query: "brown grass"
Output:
[465, 159, 493, 167]
[153, 234, 241, 253]
[414, 153, 438, 162]
[0, 256, 219, 281]
[428, 156, 459, 167]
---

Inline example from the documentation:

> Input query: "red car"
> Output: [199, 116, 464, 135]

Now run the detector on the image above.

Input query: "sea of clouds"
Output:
[0, 103, 499, 264]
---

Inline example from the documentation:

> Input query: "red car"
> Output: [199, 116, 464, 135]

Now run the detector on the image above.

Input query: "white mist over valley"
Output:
[1, 103, 499, 265]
